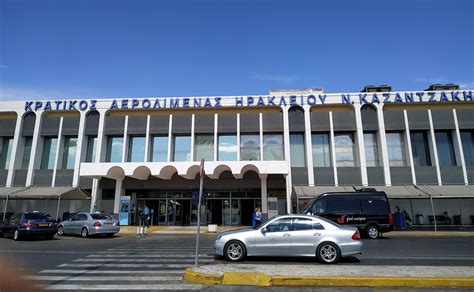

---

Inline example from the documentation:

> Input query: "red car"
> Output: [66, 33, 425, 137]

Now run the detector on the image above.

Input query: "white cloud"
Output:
[459, 81, 474, 89]
[252, 73, 300, 85]
[0, 64, 7, 69]
[0, 86, 100, 101]
[414, 77, 447, 84]
[415, 77, 474, 89]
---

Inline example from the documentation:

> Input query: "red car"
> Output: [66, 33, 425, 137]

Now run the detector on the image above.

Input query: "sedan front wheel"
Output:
[224, 241, 246, 262]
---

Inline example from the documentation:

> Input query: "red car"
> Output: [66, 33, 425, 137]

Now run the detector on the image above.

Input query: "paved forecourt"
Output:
[24, 235, 216, 291]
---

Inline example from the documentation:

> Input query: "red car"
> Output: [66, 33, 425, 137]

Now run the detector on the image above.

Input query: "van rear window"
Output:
[361, 199, 388, 214]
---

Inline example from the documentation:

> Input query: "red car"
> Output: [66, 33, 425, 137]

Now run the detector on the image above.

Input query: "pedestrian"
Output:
[144, 204, 150, 235]
[255, 207, 262, 227]
[252, 208, 257, 227]
[443, 211, 452, 224]
[403, 210, 413, 226]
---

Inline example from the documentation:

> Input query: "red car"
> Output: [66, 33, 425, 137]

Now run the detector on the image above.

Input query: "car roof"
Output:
[272, 214, 321, 220]
[321, 191, 387, 196]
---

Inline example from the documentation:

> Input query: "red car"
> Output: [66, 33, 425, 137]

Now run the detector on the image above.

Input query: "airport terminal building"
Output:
[1, 85, 474, 226]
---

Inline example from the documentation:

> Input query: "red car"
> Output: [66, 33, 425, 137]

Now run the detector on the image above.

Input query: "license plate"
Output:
[38, 224, 48, 227]
[105, 223, 113, 226]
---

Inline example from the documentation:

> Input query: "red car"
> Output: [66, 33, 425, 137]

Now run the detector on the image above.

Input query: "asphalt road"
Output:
[0, 233, 473, 291]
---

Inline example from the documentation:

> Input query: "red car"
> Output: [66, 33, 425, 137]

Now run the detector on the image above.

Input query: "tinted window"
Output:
[78, 214, 88, 221]
[91, 214, 112, 220]
[292, 218, 325, 231]
[327, 198, 361, 214]
[24, 213, 51, 220]
[361, 198, 388, 215]
[70, 215, 80, 221]
[310, 199, 327, 214]
[266, 218, 292, 232]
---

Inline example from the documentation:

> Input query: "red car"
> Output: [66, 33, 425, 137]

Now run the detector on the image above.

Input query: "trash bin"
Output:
[208, 224, 218, 233]
[416, 214, 424, 225]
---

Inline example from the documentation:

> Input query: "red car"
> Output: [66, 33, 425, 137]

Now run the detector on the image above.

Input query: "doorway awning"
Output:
[0, 187, 29, 198]
[4, 187, 91, 200]
[415, 185, 474, 198]
[293, 185, 356, 199]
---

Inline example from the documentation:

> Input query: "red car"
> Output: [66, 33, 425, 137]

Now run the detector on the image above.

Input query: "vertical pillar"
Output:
[403, 110, 417, 184]
[376, 104, 391, 186]
[167, 115, 173, 162]
[26, 111, 44, 186]
[144, 115, 151, 162]
[121, 115, 128, 163]
[51, 117, 64, 187]
[259, 113, 264, 161]
[427, 109, 442, 185]
[354, 104, 368, 186]
[236, 113, 241, 161]
[6, 112, 24, 187]
[329, 111, 338, 186]
[453, 109, 468, 185]
[113, 178, 123, 217]
[282, 107, 292, 213]
[90, 178, 102, 212]
[303, 106, 314, 186]
[72, 111, 87, 187]
[94, 109, 107, 163]
[260, 174, 268, 220]
[214, 113, 218, 161]
[191, 114, 195, 161]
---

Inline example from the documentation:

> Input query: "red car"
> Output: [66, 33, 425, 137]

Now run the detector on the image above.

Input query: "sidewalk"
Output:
[184, 264, 474, 288]
[118, 225, 474, 236]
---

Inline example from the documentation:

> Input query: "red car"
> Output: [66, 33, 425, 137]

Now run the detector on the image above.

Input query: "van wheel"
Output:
[317, 242, 340, 264]
[367, 225, 380, 239]
[81, 227, 89, 238]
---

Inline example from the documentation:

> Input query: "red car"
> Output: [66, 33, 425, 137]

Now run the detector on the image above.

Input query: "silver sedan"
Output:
[214, 214, 362, 264]
[58, 212, 120, 238]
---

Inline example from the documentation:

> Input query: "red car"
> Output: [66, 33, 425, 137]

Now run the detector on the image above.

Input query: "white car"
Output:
[58, 212, 120, 238]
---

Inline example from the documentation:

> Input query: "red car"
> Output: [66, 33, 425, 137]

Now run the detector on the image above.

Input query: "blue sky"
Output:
[0, 0, 473, 100]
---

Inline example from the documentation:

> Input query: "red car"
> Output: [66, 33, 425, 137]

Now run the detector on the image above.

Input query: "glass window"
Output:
[240, 134, 260, 161]
[105, 136, 123, 163]
[334, 132, 356, 167]
[128, 136, 146, 162]
[218, 135, 237, 161]
[61, 136, 77, 169]
[386, 132, 406, 166]
[435, 131, 457, 166]
[41, 137, 58, 169]
[265, 218, 292, 232]
[410, 132, 431, 166]
[173, 135, 191, 161]
[0, 137, 13, 170]
[151, 136, 168, 162]
[85, 136, 97, 163]
[364, 132, 379, 167]
[327, 198, 361, 214]
[361, 198, 389, 215]
[312, 133, 331, 167]
[195, 134, 214, 161]
[263, 134, 284, 161]
[21, 137, 33, 169]
[292, 218, 325, 231]
[460, 131, 474, 166]
[290, 134, 305, 167]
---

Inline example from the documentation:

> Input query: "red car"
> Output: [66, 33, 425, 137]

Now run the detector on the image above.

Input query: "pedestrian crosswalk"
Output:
[27, 235, 216, 291]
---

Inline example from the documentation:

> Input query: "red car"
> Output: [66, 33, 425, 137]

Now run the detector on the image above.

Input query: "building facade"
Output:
[1, 87, 474, 226]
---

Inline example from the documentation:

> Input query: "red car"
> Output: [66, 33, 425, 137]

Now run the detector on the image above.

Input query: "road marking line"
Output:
[26, 275, 182, 281]
[361, 256, 474, 260]
[38, 270, 184, 275]
[74, 258, 214, 263]
[42, 284, 202, 290]
[87, 254, 213, 258]
[57, 263, 193, 268]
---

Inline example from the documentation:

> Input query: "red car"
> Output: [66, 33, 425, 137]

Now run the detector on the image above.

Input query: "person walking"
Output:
[252, 208, 257, 227]
[144, 204, 150, 235]
[255, 207, 262, 227]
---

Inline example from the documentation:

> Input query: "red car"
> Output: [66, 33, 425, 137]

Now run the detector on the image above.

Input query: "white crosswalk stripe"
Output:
[27, 236, 216, 290]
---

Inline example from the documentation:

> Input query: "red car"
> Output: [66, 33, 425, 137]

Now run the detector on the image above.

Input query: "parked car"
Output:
[301, 188, 393, 239]
[57, 212, 120, 238]
[214, 214, 362, 264]
[0, 212, 58, 241]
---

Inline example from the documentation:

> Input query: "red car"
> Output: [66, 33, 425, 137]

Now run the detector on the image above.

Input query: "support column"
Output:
[167, 115, 173, 162]
[427, 109, 442, 185]
[51, 117, 64, 187]
[237, 113, 241, 161]
[121, 115, 128, 163]
[72, 111, 87, 187]
[191, 114, 195, 161]
[6, 112, 24, 187]
[303, 106, 314, 186]
[26, 111, 44, 186]
[214, 113, 218, 161]
[354, 104, 368, 186]
[94, 108, 107, 163]
[144, 115, 151, 162]
[90, 178, 102, 212]
[113, 178, 123, 218]
[329, 112, 338, 186]
[453, 109, 468, 185]
[260, 174, 268, 220]
[403, 110, 417, 185]
[376, 104, 391, 186]
[282, 107, 292, 214]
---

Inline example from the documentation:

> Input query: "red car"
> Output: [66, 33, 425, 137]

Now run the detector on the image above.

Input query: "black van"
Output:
[301, 189, 393, 239]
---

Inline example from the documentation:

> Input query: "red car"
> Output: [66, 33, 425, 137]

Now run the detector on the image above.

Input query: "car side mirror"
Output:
[260, 227, 267, 234]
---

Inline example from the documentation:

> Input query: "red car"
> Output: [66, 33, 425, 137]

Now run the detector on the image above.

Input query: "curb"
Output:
[183, 268, 474, 288]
